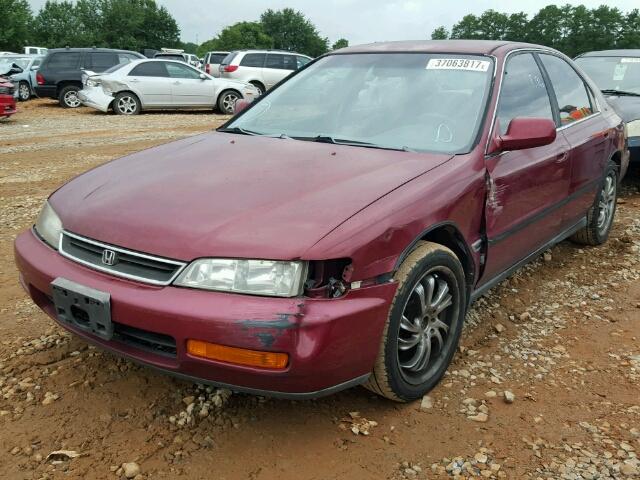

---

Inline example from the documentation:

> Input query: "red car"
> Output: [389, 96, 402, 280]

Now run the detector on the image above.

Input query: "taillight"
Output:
[224, 65, 238, 73]
[205, 64, 210, 74]
[36, 72, 45, 85]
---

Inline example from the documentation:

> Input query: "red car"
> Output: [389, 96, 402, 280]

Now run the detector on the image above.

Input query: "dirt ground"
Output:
[0, 99, 639, 480]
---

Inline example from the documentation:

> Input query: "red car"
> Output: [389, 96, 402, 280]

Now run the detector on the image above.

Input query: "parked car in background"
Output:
[4, 55, 43, 101]
[575, 50, 640, 166]
[15, 41, 626, 401]
[24, 46, 48, 56]
[219, 49, 312, 94]
[35, 48, 144, 108]
[0, 76, 16, 119]
[203, 51, 230, 77]
[78, 59, 258, 114]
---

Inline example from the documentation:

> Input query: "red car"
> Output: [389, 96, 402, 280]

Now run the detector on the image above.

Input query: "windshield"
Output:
[575, 56, 640, 94]
[226, 53, 494, 154]
[0, 57, 30, 72]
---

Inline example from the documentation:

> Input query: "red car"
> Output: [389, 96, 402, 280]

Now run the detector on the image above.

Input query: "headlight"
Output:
[174, 259, 307, 297]
[34, 201, 63, 249]
[627, 119, 640, 138]
[86, 79, 100, 87]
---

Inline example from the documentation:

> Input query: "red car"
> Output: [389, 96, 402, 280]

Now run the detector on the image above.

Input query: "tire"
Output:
[364, 242, 467, 402]
[113, 92, 141, 115]
[570, 161, 618, 246]
[58, 85, 81, 108]
[18, 81, 31, 101]
[249, 81, 265, 95]
[217, 90, 241, 114]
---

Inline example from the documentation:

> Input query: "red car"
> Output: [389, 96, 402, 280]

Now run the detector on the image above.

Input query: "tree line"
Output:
[0, 0, 348, 58]
[431, 4, 640, 57]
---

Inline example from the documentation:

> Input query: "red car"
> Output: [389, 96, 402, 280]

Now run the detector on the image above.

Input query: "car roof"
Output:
[576, 49, 640, 58]
[233, 49, 310, 57]
[333, 40, 552, 55]
[47, 47, 142, 55]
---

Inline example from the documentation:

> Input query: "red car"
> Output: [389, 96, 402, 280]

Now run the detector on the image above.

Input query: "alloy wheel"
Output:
[117, 96, 137, 115]
[64, 90, 81, 108]
[596, 173, 616, 235]
[397, 270, 456, 385]
[222, 92, 239, 114]
[19, 83, 30, 101]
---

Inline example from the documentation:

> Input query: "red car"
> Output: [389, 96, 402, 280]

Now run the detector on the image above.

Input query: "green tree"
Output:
[332, 38, 349, 50]
[260, 8, 328, 57]
[180, 41, 198, 54]
[0, 0, 32, 52]
[619, 9, 640, 48]
[430, 26, 449, 40]
[31, 0, 86, 48]
[201, 21, 272, 53]
[450, 14, 482, 39]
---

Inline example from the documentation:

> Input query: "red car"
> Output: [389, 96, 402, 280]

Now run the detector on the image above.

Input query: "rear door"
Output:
[263, 53, 297, 88]
[126, 61, 172, 106]
[481, 52, 572, 283]
[165, 62, 214, 106]
[537, 53, 612, 225]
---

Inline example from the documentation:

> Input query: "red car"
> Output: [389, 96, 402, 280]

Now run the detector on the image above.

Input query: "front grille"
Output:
[113, 322, 177, 357]
[59, 231, 186, 285]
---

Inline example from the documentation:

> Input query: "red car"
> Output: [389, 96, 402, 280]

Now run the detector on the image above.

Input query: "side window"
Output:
[296, 56, 311, 69]
[240, 53, 265, 68]
[265, 54, 284, 70]
[129, 62, 168, 77]
[47, 52, 81, 69]
[540, 54, 593, 125]
[496, 53, 554, 135]
[88, 52, 118, 71]
[282, 54, 297, 70]
[165, 62, 201, 79]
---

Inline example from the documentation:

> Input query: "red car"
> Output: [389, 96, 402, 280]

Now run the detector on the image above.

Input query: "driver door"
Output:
[165, 62, 214, 106]
[480, 52, 571, 284]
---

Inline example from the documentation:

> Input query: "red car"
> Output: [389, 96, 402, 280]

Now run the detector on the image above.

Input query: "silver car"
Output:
[78, 59, 259, 115]
[203, 51, 229, 78]
[219, 50, 312, 94]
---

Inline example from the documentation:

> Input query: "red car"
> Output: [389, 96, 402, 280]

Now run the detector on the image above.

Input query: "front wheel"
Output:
[113, 92, 141, 115]
[217, 90, 241, 114]
[18, 81, 31, 101]
[364, 242, 466, 402]
[570, 161, 618, 246]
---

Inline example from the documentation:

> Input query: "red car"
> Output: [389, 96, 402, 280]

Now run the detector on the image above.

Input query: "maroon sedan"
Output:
[0, 79, 17, 119]
[15, 41, 627, 401]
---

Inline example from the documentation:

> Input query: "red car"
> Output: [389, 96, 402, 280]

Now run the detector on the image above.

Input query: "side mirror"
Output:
[199, 73, 207, 80]
[495, 117, 556, 152]
[233, 99, 250, 114]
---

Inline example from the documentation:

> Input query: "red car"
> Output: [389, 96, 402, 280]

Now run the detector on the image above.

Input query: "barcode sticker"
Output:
[426, 58, 491, 72]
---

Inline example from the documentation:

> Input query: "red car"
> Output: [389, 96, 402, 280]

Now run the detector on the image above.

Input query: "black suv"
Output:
[35, 48, 144, 108]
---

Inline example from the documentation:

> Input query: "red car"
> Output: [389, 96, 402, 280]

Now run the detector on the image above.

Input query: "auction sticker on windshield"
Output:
[426, 58, 490, 72]
[620, 58, 640, 63]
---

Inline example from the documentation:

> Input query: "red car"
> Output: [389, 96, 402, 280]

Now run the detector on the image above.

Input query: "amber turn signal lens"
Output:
[186, 339, 288, 370]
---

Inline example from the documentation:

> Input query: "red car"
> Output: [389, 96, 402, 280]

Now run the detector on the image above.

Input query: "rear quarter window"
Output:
[208, 53, 227, 64]
[129, 62, 169, 77]
[47, 52, 81, 69]
[240, 53, 266, 68]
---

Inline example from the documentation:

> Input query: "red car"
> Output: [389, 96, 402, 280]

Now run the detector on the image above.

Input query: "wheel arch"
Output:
[249, 80, 265, 92]
[56, 81, 82, 96]
[113, 90, 142, 110]
[394, 222, 476, 298]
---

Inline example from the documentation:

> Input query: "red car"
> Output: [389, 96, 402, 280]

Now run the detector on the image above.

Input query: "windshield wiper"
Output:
[601, 89, 640, 97]
[217, 126, 264, 136]
[303, 135, 412, 152]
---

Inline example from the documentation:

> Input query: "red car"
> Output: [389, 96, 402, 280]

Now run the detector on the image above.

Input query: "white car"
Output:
[78, 59, 259, 115]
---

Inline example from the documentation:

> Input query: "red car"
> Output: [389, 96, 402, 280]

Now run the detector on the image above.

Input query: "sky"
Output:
[26, 0, 640, 45]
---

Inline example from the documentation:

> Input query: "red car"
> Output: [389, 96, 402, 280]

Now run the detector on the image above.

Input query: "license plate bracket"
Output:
[51, 278, 113, 341]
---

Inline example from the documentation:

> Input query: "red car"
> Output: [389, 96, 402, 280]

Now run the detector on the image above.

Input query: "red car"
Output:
[15, 41, 627, 401]
[0, 78, 17, 118]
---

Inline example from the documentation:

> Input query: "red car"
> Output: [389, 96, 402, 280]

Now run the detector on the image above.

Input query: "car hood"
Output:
[50, 132, 452, 261]
[604, 95, 640, 123]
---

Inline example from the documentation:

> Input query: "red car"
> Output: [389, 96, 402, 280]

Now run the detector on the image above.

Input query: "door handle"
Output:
[173, 81, 181, 85]
[555, 152, 568, 163]
[129, 79, 139, 83]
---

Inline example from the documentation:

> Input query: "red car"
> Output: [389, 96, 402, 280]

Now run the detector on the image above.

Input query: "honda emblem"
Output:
[101, 249, 118, 266]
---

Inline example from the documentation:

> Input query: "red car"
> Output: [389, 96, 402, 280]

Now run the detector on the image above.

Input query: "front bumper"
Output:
[78, 88, 113, 113]
[0, 94, 16, 117]
[14, 229, 397, 398]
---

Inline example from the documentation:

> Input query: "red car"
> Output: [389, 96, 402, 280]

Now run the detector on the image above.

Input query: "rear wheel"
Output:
[249, 81, 265, 95]
[58, 85, 81, 108]
[364, 242, 466, 402]
[217, 90, 241, 114]
[570, 161, 617, 246]
[18, 81, 31, 101]
[113, 92, 141, 115]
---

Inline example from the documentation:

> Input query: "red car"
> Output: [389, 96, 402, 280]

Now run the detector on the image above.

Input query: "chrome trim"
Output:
[556, 111, 601, 132]
[59, 230, 186, 286]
